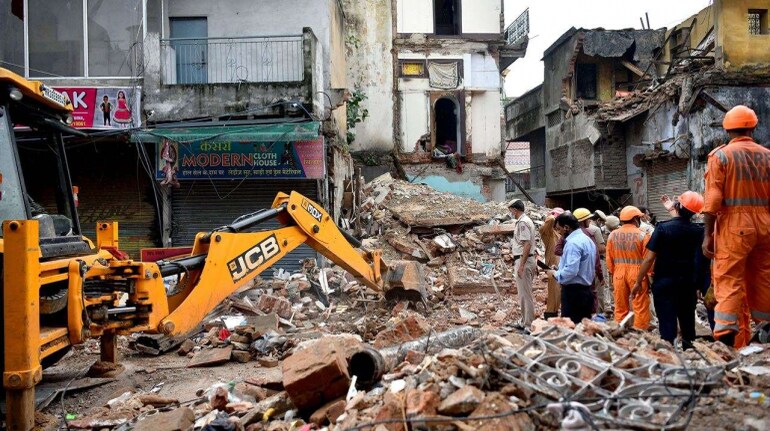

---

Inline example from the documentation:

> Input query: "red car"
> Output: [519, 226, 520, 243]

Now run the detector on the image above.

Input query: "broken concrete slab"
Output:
[475, 223, 517, 236]
[187, 346, 234, 368]
[447, 267, 501, 295]
[133, 407, 194, 431]
[245, 367, 284, 391]
[438, 386, 485, 416]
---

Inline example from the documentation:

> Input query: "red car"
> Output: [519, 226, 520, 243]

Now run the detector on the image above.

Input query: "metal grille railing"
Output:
[160, 35, 304, 85]
[749, 11, 762, 35]
[505, 9, 529, 46]
[506, 165, 545, 192]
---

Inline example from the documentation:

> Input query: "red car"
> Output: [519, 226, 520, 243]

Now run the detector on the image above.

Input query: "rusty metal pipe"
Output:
[378, 326, 480, 371]
[348, 347, 385, 388]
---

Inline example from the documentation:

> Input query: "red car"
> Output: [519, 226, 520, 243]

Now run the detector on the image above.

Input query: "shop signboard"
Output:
[155, 138, 326, 182]
[53, 86, 142, 129]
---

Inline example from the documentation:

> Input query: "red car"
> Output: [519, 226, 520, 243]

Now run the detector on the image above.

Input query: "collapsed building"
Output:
[506, 0, 770, 217]
[342, 0, 529, 202]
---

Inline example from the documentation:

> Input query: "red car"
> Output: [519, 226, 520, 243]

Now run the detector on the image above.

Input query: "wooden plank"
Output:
[187, 346, 233, 368]
[621, 60, 646, 77]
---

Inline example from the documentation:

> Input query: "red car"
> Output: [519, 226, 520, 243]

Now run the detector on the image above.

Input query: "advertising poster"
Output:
[54, 86, 142, 129]
[156, 138, 326, 182]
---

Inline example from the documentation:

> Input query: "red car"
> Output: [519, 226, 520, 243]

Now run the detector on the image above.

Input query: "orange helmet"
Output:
[619, 206, 644, 222]
[678, 191, 704, 214]
[723, 105, 758, 130]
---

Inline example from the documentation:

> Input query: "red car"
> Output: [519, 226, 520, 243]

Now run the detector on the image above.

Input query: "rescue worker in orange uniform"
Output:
[702, 105, 770, 348]
[606, 206, 651, 330]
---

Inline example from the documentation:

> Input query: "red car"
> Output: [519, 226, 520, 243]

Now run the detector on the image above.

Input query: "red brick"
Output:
[374, 401, 406, 431]
[282, 340, 350, 412]
[257, 295, 293, 319]
[405, 389, 440, 417]
[309, 399, 346, 426]
[373, 312, 429, 348]
[231, 350, 252, 363]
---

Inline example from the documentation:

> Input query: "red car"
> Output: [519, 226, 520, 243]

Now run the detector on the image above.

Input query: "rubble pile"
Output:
[66, 315, 747, 431]
[41, 178, 770, 431]
[356, 174, 551, 296]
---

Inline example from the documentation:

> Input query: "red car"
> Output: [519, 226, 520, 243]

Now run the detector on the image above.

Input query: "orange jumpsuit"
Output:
[704, 136, 770, 348]
[606, 225, 651, 330]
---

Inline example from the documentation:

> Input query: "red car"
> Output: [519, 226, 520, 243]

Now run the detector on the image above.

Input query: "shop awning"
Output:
[130, 121, 321, 143]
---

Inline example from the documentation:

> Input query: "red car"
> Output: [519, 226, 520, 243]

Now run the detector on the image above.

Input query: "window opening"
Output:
[749, 9, 768, 35]
[434, 0, 460, 36]
[435, 97, 460, 155]
[576, 63, 597, 100]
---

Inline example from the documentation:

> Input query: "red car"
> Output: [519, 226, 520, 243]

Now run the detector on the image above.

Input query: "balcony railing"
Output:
[505, 9, 530, 46]
[160, 35, 304, 85]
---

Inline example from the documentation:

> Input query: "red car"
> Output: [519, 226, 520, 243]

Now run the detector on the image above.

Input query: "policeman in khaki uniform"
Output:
[509, 200, 537, 329]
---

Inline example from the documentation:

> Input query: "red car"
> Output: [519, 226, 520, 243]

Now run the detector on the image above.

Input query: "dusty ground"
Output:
[37, 283, 534, 429]
[34, 278, 770, 430]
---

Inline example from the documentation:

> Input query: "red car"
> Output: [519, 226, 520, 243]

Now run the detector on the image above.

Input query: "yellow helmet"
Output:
[573, 208, 593, 222]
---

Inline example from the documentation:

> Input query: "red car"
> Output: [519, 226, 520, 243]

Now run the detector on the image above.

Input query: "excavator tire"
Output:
[39, 281, 68, 314]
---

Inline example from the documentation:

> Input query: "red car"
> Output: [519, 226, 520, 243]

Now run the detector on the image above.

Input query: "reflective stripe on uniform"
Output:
[613, 258, 643, 265]
[751, 309, 770, 321]
[715, 322, 740, 332]
[722, 197, 769, 207]
[714, 310, 738, 322]
[714, 150, 727, 165]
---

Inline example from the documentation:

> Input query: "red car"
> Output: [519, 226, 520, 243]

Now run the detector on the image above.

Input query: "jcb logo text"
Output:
[228, 235, 281, 282]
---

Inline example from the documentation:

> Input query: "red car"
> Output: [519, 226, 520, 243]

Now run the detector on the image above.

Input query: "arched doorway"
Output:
[434, 97, 460, 154]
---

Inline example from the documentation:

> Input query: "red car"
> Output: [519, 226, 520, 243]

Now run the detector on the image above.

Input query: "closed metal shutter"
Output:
[21, 142, 158, 258]
[76, 177, 158, 257]
[646, 159, 688, 222]
[170, 180, 321, 275]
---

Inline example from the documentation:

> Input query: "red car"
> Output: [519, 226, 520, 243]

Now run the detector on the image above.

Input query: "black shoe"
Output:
[717, 332, 736, 348]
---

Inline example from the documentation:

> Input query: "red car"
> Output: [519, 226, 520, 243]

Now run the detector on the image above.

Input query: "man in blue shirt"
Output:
[547, 213, 597, 324]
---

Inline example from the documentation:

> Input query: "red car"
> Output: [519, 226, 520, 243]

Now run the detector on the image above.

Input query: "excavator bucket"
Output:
[383, 260, 428, 303]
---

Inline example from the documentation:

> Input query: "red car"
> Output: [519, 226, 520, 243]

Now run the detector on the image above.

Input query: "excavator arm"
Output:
[151, 191, 422, 337]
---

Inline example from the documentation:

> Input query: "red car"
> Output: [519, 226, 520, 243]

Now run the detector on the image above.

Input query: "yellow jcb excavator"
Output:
[0, 67, 424, 431]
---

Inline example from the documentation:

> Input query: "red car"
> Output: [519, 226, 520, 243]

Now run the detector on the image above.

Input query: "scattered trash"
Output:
[740, 345, 765, 356]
